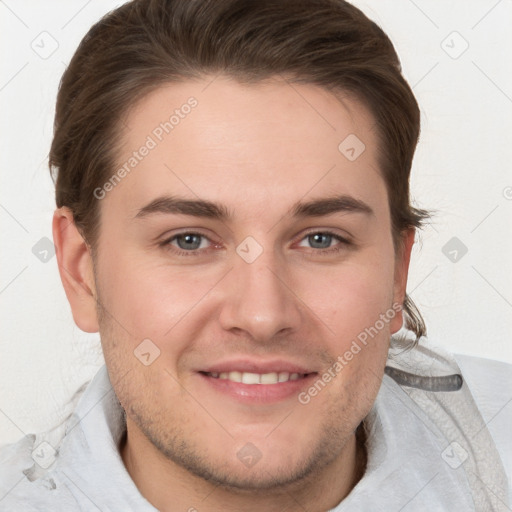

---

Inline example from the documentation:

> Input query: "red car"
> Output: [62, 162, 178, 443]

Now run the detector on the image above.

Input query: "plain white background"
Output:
[1, 0, 511, 446]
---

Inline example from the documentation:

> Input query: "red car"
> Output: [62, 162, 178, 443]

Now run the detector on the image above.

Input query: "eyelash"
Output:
[160, 230, 352, 257]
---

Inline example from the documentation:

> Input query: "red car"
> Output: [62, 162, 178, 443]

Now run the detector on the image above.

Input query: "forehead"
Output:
[104, 76, 386, 224]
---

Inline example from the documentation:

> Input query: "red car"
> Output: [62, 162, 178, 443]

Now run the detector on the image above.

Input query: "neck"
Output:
[120, 422, 366, 512]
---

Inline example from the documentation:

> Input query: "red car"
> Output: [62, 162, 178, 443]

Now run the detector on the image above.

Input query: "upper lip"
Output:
[199, 358, 316, 375]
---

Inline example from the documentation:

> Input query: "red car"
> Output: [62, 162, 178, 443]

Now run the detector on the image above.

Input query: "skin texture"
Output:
[53, 75, 415, 512]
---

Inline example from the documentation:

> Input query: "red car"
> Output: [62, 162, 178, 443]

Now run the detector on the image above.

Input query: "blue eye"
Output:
[161, 230, 351, 257]
[173, 233, 206, 251]
[297, 230, 352, 256]
[302, 232, 338, 250]
[162, 232, 213, 256]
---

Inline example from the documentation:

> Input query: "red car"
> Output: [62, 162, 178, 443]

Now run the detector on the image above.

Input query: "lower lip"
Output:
[198, 373, 317, 403]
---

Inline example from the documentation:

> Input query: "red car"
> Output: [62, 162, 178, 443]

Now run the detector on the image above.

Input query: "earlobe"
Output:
[390, 228, 415, 334]
[52, 207, 99, 333]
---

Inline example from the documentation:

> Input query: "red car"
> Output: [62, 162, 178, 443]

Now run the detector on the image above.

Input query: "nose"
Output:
[218, 245, 303, 344]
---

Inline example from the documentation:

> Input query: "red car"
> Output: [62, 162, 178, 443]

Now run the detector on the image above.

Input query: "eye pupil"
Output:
[309, 233, 332, 249]
[177, 234, 202, 250]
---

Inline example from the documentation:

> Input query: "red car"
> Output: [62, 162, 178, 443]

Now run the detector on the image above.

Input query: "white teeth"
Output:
[260, 372, 279, 384]
[228, 371, 242, 383]
[208, 371, 305, 384]
[242, 372, 261, 384]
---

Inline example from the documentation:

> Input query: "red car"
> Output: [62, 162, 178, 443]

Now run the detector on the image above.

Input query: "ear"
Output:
[389, 228, 415, 334]
[52, 207, 99, 333]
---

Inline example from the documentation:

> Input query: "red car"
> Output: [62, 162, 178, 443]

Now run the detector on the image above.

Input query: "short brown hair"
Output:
[49, 0, 429, 341]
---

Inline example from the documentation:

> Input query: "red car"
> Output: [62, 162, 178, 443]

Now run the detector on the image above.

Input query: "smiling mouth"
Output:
[202, 371, 313, 384]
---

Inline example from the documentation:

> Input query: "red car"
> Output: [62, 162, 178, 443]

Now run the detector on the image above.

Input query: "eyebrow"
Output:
[134, 194, 374, 221]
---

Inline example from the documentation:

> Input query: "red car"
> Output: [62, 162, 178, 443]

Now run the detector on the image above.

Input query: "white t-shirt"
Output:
[0, 341, 510, 511]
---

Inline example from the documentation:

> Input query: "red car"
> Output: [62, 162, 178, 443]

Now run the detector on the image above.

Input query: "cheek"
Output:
[307, 251, 396, 338]
[95, 254, 177, 339]
[94, 263, 195, 395]
[95, 252, 223, 354]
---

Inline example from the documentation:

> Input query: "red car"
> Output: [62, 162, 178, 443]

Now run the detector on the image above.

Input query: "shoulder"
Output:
[454, 353, 512, 477]
[0, 434, 63, 511]
[0, 379, 91, 511]
[454, 353, 512, 416]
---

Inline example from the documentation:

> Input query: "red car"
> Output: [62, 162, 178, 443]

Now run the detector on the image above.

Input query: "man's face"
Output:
[92, 76, 407, 489]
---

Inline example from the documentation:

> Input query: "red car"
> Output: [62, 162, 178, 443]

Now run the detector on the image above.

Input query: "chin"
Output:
[187, 434, 340, 493]
[198, 457, 317, 492]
